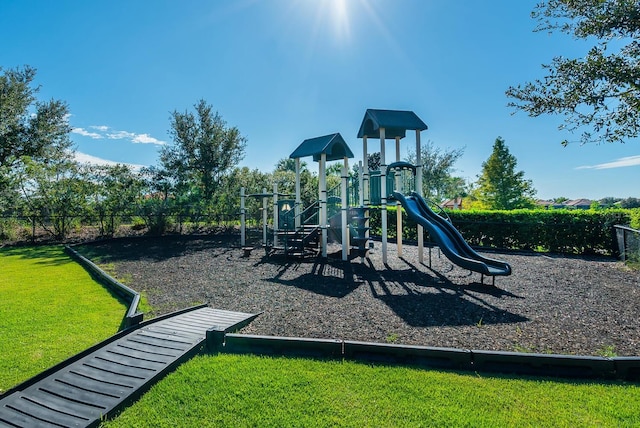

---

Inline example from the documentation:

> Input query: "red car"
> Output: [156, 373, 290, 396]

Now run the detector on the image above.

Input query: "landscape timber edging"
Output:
[215, 333, 640, 381]
[64, 244, 143, 327]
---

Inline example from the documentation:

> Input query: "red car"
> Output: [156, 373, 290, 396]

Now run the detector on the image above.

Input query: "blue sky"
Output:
[2, 0, 638, 200]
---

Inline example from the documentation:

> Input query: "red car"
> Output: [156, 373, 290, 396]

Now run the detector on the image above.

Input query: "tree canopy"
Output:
[506, 0, 640, 145]
[160, 99, 246, 203]
[472, 137, 536, 210]
[406, 141, 466, 202]
[0, 65, 71, 168]
[0, 66, 73, 214]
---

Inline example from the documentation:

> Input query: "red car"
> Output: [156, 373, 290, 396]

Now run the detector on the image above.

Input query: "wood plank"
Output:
[0, 403, 64, 428]
[158, 321, 212, 332]
[68, 365, 140, 389]
[92, 351, 168, 371]
[56, 371, 130, 399]
[144, 324, 204, 338]
[36, 381, 115, 409]
[27, 388, 100, 420]
[123, 334, 192, 351]
[18, 392, 94, 423]
[113, 340, 183, 358]
[4, 395, 87, 427]
[133, 330, 198, 345]
[81, 358, 154, 380]
[105, 346, 176, 364]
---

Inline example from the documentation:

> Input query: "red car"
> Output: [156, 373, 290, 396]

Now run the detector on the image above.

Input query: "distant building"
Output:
[536, 198, 596, 209]
[442, 197, 463, 210]
[564, 198, 594, 209]
[536, 199, 567, 209]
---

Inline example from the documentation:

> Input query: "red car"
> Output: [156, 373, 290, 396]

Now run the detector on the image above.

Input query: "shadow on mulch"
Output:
[78, 235, 234, 263]
[254, 253, 363, 298]
[251, 249, 529, 327]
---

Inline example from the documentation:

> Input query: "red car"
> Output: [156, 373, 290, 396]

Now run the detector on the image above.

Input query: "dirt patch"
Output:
[77, 235, 640, 357]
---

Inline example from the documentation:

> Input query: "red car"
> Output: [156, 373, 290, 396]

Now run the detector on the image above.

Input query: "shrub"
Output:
[367, 206, 631, 255]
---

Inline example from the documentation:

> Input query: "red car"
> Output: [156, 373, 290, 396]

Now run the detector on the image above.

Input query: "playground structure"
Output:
[239, 108, 511, 282]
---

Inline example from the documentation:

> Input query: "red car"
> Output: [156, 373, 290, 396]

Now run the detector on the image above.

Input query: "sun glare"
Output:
[328, 0, 350, 41]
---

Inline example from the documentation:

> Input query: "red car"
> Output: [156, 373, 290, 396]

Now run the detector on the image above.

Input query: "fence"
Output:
[615, 225, 640, 265]
[0, 213, 236, 245]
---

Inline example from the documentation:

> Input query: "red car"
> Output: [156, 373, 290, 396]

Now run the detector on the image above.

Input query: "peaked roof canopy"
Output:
[289, 133, 354, 162]
[357, 109, 428, 139]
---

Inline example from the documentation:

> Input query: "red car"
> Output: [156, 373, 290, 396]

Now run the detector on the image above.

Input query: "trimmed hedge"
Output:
[630, 208, 640, 230]
[368, 206, 634, 255]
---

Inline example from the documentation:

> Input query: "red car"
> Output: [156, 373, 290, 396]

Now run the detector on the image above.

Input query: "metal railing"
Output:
[0, 213, 235, 244]
[615, 225, 640, 265]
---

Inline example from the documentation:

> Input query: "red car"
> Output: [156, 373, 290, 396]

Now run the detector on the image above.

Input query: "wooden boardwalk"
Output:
[0, 306, 258, 428]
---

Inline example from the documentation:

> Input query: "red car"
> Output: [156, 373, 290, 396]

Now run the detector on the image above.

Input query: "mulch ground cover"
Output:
[78, 234, 640, 357]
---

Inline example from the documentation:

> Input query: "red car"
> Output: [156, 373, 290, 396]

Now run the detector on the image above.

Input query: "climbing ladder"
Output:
[0, 305, 258, 428]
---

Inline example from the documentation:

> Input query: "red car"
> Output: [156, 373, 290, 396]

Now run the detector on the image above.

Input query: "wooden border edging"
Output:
[218, 334, 640, 381]
[343, 341, 472, 371]
[64, 245, 143, 327]
[222, 334, 343, 359]
[470, 349, 615, 379]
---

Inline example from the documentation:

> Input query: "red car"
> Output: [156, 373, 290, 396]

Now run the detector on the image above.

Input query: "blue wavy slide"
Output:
[391, 191, 511, 278]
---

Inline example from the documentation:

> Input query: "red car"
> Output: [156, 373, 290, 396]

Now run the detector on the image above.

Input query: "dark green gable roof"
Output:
[289, 133, 354, 162]
[357, 109, 428, 139]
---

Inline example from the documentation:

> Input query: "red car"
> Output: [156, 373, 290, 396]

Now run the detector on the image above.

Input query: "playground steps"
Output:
[0, 306, 259, 428]
[278, 225, 320, 256]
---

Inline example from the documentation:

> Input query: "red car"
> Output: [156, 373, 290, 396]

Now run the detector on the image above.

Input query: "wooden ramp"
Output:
[0, 305, 258, 428]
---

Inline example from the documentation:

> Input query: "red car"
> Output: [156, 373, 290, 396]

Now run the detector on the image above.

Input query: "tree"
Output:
[0, 66, 72, 212]
[86, 164, 144, 236]
[216, 166, 271, 221]
[160, 99, 246, 204]
[18, 158, 90, 240]
[506, 0, 640, 145]
[620, 197, 640, 208]
[272, 158, 318, 207]
[599, 196, 620, 207]
[405, 140, 466, 202]
[473, 137, 536, 210]
[0, 66, 72, 167]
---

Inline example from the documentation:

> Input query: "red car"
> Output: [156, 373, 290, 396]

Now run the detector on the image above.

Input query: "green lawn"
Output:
[0, 245, 127, 393]
[103, 354, 640, 428]
[3, 246, 639, 427]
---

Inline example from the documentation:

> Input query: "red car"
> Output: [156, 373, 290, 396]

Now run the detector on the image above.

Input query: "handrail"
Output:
[420, 194, 453, 224]
[281, 201, 320, 228]
[386, 161, 416, 175]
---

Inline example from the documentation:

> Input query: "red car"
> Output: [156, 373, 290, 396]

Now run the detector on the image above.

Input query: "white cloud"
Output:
[74, 151, 146, 170]
[132, 133, 165, 145]
[71, 127, 103, 139]
[71, 124, 166, 145]
[576, 155, 640, 170]
[106, 130, 136, 140]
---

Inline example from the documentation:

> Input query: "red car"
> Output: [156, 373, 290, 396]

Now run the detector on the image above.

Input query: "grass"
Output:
[3, 245, 639, 426]
[102, 354, 640, 428]
[73, 246, 154, 316]
[0, 245, 127, 393]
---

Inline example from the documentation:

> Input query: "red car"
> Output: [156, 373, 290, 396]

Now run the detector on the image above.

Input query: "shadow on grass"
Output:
[0, 245, 72, 266]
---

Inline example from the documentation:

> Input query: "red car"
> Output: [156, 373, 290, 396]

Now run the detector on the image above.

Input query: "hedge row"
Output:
[367, 207, 636, 256]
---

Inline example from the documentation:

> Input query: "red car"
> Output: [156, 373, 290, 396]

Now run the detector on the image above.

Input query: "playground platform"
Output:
[0, 305, 258, 428]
